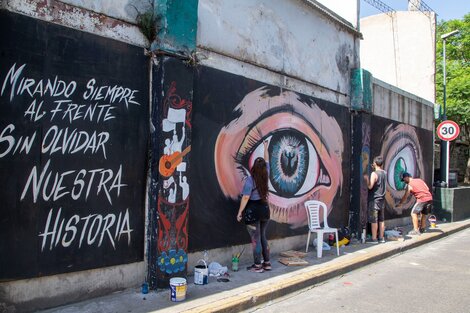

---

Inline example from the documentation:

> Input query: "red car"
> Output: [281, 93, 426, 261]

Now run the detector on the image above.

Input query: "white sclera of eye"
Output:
[387, 145, 416, 190]
[294, 139, 320, 196]
[248, 135, 320, 196]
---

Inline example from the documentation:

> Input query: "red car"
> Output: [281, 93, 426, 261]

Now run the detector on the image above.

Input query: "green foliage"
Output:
[136, 10, 161, 43]
[436, 14, 470, 130]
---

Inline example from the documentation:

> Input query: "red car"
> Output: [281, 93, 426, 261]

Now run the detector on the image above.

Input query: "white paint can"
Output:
[194, 259, 208, 285]
[169, 277, 187, 302]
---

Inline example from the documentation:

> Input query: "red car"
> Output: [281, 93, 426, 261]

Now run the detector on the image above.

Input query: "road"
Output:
[249, 228, 470, 313]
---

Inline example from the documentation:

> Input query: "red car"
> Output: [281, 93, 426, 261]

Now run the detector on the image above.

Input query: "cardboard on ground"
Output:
[278, 257, 309, 266]
[279, 250, 307, 258]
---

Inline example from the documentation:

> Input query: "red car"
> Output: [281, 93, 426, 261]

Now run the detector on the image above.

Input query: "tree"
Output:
[435, 13, 470, 183]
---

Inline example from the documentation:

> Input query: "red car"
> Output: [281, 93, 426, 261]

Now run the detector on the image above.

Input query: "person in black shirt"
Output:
[363, 156, 387, 244]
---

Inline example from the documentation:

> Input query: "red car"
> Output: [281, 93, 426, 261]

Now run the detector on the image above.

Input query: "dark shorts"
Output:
[411, 200, 433, 215]
[368, 199, 385, 223]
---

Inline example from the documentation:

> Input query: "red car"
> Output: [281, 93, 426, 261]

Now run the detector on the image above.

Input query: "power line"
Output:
[363, 0, 436, 18]
[408, 0, 437, 16]
[362, 0, 395, 17]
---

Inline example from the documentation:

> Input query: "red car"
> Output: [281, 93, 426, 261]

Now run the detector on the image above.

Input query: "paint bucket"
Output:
[169, 277, 187, 302]
[194, 259, 208, 285]
[428, 215, 437, 228]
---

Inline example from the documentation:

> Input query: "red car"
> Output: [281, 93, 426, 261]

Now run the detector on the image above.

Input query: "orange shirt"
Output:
[409, 178, 432, 203]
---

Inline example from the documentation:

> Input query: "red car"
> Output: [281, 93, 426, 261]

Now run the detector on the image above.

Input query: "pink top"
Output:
[409, 178, 433, 203]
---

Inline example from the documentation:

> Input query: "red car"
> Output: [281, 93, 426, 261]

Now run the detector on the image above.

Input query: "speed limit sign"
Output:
[437, 120, 460, 141]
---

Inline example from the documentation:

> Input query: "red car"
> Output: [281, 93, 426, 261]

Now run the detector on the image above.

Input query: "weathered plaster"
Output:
[198, 48, 350, 107]
[59, 0, 152, 24]
[197, 0, 360, 102]
[372, 77, 434, 131]
[153, 0, 198, 53]
[4, 0, 148, 47]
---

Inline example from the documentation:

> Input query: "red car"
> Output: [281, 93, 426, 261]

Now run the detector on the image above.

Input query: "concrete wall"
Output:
[2, 0, 148, 46]
[0, 263, 145, 312]
[350, 70, 435, 233]
[197, 0, 361, 107]
[60, 0, 152, 23]
[0, 3, 151, 311]
[360, 11, 436, 103]
[372, 78, 435, 131]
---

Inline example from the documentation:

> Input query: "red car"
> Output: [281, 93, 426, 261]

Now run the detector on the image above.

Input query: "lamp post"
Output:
[440, 29, 460, 186]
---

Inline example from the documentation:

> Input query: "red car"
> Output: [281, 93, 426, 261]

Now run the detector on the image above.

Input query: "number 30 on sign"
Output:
[437, 120, 460, 141]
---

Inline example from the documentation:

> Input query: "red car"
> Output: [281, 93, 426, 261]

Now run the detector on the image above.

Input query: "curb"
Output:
[181, 220, 470, 313]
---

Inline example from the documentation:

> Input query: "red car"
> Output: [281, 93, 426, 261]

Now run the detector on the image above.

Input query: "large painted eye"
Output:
[247, 129, 330, 197]
[387, 145, 417, 191]
[215, 88, 344, 227]
[379, 123, 424, 215]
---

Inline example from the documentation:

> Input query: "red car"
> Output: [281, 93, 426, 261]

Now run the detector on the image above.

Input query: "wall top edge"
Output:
[302, 0, 363, 38]
[372, 77, 435, 108]
[2, 1, 148, 48]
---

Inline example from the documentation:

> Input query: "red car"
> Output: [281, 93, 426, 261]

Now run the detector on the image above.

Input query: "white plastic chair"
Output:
[304, 200, 340, 258]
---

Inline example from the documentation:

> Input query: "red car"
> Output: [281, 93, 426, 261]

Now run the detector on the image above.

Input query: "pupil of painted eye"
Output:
[269, 130, 308, 196]
[393, 157, 406, 190]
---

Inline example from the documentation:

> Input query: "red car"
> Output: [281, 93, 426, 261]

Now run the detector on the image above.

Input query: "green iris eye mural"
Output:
[393, 158, 407, 190]
[374, 122, 432, 217]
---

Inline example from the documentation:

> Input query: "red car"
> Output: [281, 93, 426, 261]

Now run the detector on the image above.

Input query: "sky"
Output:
[360, 0, 470, 21]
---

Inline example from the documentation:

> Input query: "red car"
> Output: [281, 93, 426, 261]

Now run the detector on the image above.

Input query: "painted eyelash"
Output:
[234, 126, 264, 166]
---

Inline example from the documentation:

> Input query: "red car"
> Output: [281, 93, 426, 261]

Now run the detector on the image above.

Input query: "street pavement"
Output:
[248, 227, 470, 313]
[37, 220, 470, 313]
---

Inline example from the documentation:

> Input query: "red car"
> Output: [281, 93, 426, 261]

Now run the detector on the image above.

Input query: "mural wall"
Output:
[188, 66, 351, 251]
[369, 115, 433, 219]
[0, 11, 149, 280]
[151, 57, 193, 287]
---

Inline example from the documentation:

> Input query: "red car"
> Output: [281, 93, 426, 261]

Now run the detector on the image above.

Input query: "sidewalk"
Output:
[40, 219, 470, 313]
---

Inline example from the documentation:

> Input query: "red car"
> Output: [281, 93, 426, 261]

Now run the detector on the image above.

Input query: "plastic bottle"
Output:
[232, 257, 239, 271]
[141, 282, 148, 294]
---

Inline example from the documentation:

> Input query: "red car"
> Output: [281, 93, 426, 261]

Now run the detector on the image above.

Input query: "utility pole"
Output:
[440, 29, 460, 186]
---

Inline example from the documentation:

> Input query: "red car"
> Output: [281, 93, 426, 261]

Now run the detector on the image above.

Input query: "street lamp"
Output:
[440, 29, 460, 186]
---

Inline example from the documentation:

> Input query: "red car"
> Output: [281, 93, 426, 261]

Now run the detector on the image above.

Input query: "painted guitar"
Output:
[159, 146, 191, 177]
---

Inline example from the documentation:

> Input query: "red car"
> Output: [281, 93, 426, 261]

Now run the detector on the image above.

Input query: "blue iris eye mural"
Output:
[242, 128, 331, 198]
[215, 88, 344, 227]
[269, 130, 309, 196]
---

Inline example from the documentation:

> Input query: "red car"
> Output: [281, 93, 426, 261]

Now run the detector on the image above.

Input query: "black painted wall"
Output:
[189, 66, 351, 251]
[0, 11, 149, 280]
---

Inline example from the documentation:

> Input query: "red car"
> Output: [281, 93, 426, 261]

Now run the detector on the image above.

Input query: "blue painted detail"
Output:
[157, 249, 188, 274]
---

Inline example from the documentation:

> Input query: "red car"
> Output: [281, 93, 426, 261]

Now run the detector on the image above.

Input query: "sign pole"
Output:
[437, 120, 460, 186]
[440, 37, 448, 186]
[446, 140, 450, 185]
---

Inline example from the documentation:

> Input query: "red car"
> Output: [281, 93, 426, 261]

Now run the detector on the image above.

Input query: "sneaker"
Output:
[378, 238, 386, 243]
[247, 264, 264, 273]
[262, 262, 272, 271]
[408, 230, 421, 236]
[419, 228, 426, 234]
[366, 239, 379, 244]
